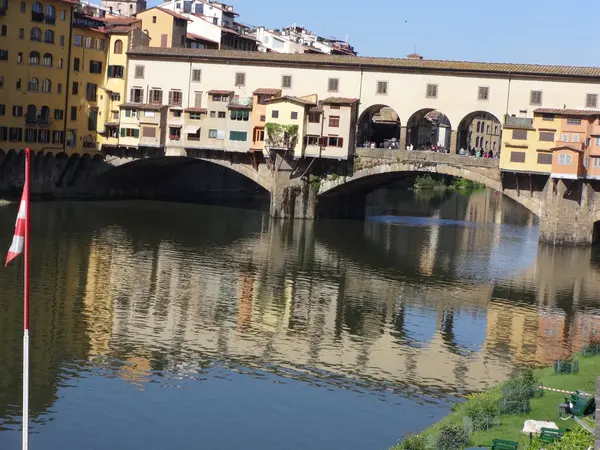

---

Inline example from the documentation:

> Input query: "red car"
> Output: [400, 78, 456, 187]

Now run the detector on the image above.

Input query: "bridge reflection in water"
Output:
[0, 192, 599, 429]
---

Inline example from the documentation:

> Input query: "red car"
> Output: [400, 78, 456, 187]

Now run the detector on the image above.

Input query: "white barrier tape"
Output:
[539, 386, 592, 396]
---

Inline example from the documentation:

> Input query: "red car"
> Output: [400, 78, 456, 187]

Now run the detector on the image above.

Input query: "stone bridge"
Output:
[1, 147, 599, 246]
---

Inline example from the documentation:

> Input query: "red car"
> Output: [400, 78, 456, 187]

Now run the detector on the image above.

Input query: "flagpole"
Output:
[22, 147, 31, 450]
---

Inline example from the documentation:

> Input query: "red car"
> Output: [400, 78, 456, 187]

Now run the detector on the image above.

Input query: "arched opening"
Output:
[28, 77, 39, 92]
[43, 53, 53, 67]
[39, 106, 50, 120]
[42, 79, 52, 92]
[30, 27, 41, 42]
[456, 111, 502, 156]
[25, 105, 37, 122]
[113, 39, 123, 54]
[406, 109, 452, 151]
[356, 104, 401, 149]
[44, 29, 54, 44]
[29, 51, 40, 65]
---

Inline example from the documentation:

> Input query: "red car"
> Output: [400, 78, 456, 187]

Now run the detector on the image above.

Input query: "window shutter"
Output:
[129, 89, 134, 102]
[319, 137, 327, 147]
[120, 128, 125, 137]
[337, 137, 344, 147]
[133, 129, 139, 138]
[168, 91, 173, 105]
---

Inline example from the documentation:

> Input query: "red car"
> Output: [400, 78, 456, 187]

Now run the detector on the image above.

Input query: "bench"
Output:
[559, 392, 596, 418]
[491, 438, 518, 450]
[539, 427, 564, 444]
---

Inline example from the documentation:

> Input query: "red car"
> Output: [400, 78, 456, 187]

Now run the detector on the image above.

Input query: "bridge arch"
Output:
[356, 104, 401, 149]
[456, 111, 503, 154]
[406, 109, 452, 150]
[318, 155, 542, 217]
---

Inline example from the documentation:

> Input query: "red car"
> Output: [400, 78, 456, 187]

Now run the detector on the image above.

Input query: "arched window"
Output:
[32, 2, 42, 13]
[44, 30, 54, 44]
[41, 79, 51, 92]
[29, 51, 40, 65]
[475, 136, 480, 147]
[46, 5, 55, 19]
[39, 106, 50, 119]
[26, 105, 37, 121]
[476, 121, 481, 133]
[28, 78, 39, 92]
[31, 27, 41, 41]
[43, 53, 52, 67]
[113, 39, 123, 54]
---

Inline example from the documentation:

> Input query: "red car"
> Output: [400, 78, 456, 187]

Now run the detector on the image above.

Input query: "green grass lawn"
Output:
[391, 355, 600, 449]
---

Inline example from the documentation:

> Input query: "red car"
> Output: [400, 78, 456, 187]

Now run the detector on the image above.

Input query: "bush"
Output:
[582, 332, 600, 357]
[396, 433, 428, 450]
[435, 425, 469, 450]
[463, 391, 501, 431]
[502, 368, 539, 403]
[526, 426, 594, 450]
[413, 174, 447, 191]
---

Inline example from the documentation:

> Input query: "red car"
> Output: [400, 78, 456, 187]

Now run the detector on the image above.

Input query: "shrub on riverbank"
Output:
[412, 175, 485, 191]
[391, 354, 600, 449]
[526, 426, 593, 450]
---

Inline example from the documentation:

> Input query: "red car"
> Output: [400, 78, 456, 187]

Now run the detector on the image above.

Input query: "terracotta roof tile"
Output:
[263, 95, 317, 106]
[253, 88, 282, 95]
[104, 15, 140, 25]
[208, 90, 233, 95]
[322, 97, 359, 105]
[119, 103, 166, 111]
[184, 107, 207, 113]
[550, 144, 585, 152]
[104, 25, 137, 34]
[126, 47, 600, 79]
[534, 108, 600, 116]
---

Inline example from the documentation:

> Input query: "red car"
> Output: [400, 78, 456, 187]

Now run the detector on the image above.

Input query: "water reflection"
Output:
[0, 190, 599, 447]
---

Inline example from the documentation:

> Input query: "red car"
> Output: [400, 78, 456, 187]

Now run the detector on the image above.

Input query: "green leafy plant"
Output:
[413, 174, 447, 191]
[264, 123, 299, 149]
[396, 433, 428, 450]
[435, 425, 469, 450]
[463, 390, 501, 431]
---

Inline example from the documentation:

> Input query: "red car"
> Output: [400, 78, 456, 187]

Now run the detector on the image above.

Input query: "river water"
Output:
[0, 188, 599, 449]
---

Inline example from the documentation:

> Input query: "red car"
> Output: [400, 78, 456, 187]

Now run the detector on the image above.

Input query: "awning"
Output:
[184, 125, 200, 134]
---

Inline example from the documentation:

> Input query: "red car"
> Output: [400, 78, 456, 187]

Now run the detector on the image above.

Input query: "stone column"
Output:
[269, 152, 317, 219]
[449, 130, 458, 154]
[538, 179, 595, 246]
[399, 126, 407, 151]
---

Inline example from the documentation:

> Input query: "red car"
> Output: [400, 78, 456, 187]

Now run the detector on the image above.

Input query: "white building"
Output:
[252, 25, 357, 56]
[101, 0, 146, 16]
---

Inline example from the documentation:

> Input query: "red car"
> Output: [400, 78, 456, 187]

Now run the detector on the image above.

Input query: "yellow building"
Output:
[136, 6, 187, 48]
[0, 0, 75, 153]
[68, 16, 108, 153]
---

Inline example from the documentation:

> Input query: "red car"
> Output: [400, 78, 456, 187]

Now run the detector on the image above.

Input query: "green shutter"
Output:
[120, 128, 125, 137]
[133, 129, 139, 138]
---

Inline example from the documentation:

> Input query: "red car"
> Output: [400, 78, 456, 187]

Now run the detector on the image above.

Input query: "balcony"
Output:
[31, 11, 44, 22]
[228, 97, 252, 109]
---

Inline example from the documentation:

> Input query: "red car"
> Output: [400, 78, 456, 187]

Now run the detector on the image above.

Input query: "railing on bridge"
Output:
[355, 148, 499, 169]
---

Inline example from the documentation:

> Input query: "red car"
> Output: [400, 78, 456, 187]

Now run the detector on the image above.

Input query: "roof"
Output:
[138, 6, 190, 21]
[263, 95, 317, 106]
[119, 103, 165, 111]
[322, 97, 359, 105]
[550, 144, 585, 152]
[186, 32, 219, 44]
[184, 107, 207, 113]
[104, 25, 137, 34]
[126, 47, 600, 79]
[253, 88, 282, 95]
[534, 108, 600, 117]
[208, 90, 234, 95]
[103, 15, 140, 25]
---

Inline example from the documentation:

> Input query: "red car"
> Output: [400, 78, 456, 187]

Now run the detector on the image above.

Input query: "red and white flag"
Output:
[5, 191, 27, 267]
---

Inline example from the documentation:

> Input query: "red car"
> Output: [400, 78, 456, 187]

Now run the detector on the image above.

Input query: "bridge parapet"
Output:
[355, 149, 499, 170]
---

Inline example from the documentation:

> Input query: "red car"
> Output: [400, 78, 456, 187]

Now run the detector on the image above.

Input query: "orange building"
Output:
[250, 88, 281, 152]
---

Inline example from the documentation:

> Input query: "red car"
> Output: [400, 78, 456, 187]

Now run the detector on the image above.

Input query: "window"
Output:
[309, 113, 320, 123]
[43, 53, 52, 67]
[282, 75, 292, 88]
[537, 153, 552, 164]
[61, 10, 66, 21]
[595, 158, 600, 168]
[530, 90, 542, 105]
[9, 127, 23, 142]
[54, 109, 63, 120]
[567, 117, 581, 125]
[0, 104, 4, 116]
[209, 111, 215, 118]
[58, 58, 63, 68]
[70, 106, 77, 121]
[142, 127, 156, 138]
[0, 127, 7, 141]
[542, 114, 554, 121]
[25, 128, 37, 143]
[120, 128, 139, 138]
[169, 127, 181, 140]
[290, 111, 298, 120]
[16, 79, 21, 90]
[28, 77, 39, 91]
[327, 136, 344, 147]
[89, 60, 103, 74]
[194, 91, 202, 108]
[208, 129, 218, 138]
[558, 154, 573, 165]
[107, 65, 124, 78]
[41, 79, 51, 92]
[561, 133, 569, 142]
[72, 82, 78, 95]
[230, 110, 249, 121]
[97, 39, 105, 51]
[20, 2, 25, 13]
[218, 111, 226, 118]
[229, 131, 247, 141]
[86, 83, 97, 102]
[585, 156, 590, 168]
[60, 35, 64, 46]
[152, 15, 157, 23]
[329, 116, 340, 127]
[510, 151, 526, 163]
[84, 36, 93, 49]
[189, 112, 202, 120]
[44, 29, 54, 44]
[0, 49, 7, 61]
[1, 25, 5, 37]
[129, 88, 143, 103]
[572, 133, 580, 143]
[539, 131, 554, 142]
[73, 57, 80, 71]
[586, 94, 598, 108]
[38, 130, 50, 143]
[271, 110, 279, 118]
[478, 86, 489, 100]
[74, 34, 82, 47]
[306, 135, 319, 145]
[45, 5, 55, 23]
[123, 109, 137, 118]
[168, 90, 182, 106]
[110, 92, 120, 101]
[19, 28, 24, 39]
[17, 52, 23, 63]
[426, 84, 438, 98]
[376, 81, 387, 95]
[192, 69, 201, 82]
[253, 128, 265, 142]
[29, 51, 40, 65]
[235, 72, 245, 86]
[134, 65, 144, 78]
[328, 78, 339, 93]
[511, 129, 527, 140]
[66, 130, 76, 147]
[595, 137, 600, 146]
[172, 109, 182, 117]
[30, 27, 41, 41]
[114, 39, 123, 54]
[0, 76, 3, 88]
[52, 130, 64, 144]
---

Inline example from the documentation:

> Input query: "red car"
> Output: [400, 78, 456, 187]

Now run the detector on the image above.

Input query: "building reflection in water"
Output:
[1, 193, 600, 423]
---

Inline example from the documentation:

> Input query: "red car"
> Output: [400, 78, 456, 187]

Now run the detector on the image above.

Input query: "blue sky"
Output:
[148, 0, 599, 66]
